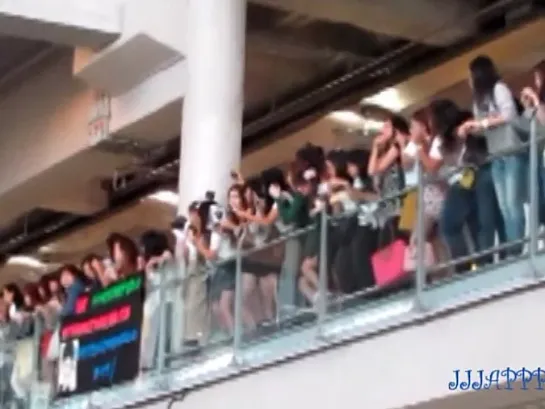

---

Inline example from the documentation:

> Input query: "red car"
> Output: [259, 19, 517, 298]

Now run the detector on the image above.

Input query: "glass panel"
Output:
[150, 262, 233, 372]
[235, 225, 319, 350]
[324, 191, 416, 320]
[417, 126, 536, 304]
[18, 99, 545, 409]
[0, 340, 16, 408]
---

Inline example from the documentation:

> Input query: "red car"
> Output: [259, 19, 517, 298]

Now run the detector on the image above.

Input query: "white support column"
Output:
[178, 0, 247, 213]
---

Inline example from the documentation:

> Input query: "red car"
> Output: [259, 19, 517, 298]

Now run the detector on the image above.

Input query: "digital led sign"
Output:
[56, 273, 145, 398]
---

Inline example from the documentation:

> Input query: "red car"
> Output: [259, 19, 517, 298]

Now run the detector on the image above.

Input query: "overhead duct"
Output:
[250, 0, 478, 46]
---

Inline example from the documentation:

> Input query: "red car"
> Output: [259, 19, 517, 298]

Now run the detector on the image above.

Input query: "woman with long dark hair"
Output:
[345, 148, 380, 290]
[80, 254, 105, 291]
[138, 229, 174, 369]
[192, 197, 237, 336]
[460, 55, 526, 256]
[420, 99, 505, 271]
[174, 200, 212, 346]
[59, 265, 89, 317]
[521, 60, 545, 125]
[402, 108, 445, 239]
[2, 284, 25, 324]
[232, 167, 304, 317]
[521, 60, 545, 225]
[230, 183, 279, 329]
[106, 233, 140, 278]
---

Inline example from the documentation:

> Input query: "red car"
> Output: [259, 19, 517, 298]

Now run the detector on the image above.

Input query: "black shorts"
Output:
[208, 261, 236, 302]
[241, 259, 279, 278]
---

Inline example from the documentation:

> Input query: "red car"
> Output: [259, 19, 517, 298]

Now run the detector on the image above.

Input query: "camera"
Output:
[208, 204, 224, 228]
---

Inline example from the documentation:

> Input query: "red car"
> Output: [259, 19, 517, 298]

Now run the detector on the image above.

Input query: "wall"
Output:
[135, 284, 545, 409]
[0, 53, 132, 222]
[0, 53, 93, 196]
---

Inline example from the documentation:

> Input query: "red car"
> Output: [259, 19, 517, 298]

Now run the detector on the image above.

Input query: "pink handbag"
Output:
[403, 242, 435, 272]
[371, 239, 408, 287]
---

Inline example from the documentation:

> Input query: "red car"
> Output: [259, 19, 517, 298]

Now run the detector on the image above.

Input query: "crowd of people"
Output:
[0, 55, 544, 407]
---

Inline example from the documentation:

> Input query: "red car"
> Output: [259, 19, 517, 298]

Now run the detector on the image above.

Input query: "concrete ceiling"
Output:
[0, 35, 56, 94]
[249, 0, 478, 46]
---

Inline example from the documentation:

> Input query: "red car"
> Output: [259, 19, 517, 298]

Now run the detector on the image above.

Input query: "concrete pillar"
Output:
[178, 0, 247, 213]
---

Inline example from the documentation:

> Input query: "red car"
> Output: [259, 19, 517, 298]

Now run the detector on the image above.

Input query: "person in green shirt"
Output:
[270, 173, 312, 230]
[270, 170, 326, 307]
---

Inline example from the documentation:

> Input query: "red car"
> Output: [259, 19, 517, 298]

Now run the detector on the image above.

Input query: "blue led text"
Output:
[93, 356, 117, 383]
[79, 329, 138, 360]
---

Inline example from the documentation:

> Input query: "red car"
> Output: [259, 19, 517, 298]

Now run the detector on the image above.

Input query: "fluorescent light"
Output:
[7, 255, 46, 269]
[328, 110, 365, 128]
[38, 244, 57, 254]
[362, 87, 405, 112]
[147, 190, 179, 207]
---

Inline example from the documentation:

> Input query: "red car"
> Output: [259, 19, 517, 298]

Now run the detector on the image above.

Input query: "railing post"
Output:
[528, 115, 541, 276]
[28, 314, 43, 408]
[156, 268, 167, 374]
[317, 208, 329, 338]
[232, 229, 246, 365]
[32, 314, 42, 383]
[414, 160, 426, 310]
[175, 263, 186, 357]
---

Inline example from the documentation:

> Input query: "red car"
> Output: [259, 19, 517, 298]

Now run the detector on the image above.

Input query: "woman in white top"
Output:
[401, 109, 446, 243]
[367, 115, 408, 224]
[238, 183, 279, 327]
[2, 283, 34, 402]
[324, 151, 368, 297]
[2, 284, 25, 326]
[223, 184, 267, 331]
[191, 200, 238, 334]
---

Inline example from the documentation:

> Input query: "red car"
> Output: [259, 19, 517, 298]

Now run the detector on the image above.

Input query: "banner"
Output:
[56, 273, 145, 399]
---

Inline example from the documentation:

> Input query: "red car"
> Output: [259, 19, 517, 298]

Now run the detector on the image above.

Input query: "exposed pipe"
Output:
[0, 44, 58, 95]
[242, 0, 524, 138]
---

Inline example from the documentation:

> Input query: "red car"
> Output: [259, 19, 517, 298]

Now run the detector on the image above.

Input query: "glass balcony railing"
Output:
[1, 116, 545, 409]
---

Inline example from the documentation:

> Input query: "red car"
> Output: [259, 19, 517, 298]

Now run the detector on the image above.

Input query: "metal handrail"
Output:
[16, 121, 545, 407]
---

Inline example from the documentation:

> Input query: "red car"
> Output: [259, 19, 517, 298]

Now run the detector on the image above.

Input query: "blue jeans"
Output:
[439, 165, 505, 271]
[490, 153, 527, 255]
[471, 164, 506, 263]
[536, 152, 545, 225]
[439, 184, 474, 272]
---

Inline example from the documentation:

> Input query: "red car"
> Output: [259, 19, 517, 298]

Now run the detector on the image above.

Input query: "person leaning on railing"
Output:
[227, 183, 278, 331]
[179, 200, 215, 345]
[232, 167, 304, 315]
[367, 115, 408, 232]
[0, 300, 14, 405]
[2, 283, 36, 405]
[521, 60, 545, 226]
[138, 230, 173, 369]
[521, 60, 545, 127]
[419, 100, 506, 272]
[400, 109, 446, 251]
[268, 169, 319, 307]
[325, 149, 372, 295]
[462, 55, 526, 257]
